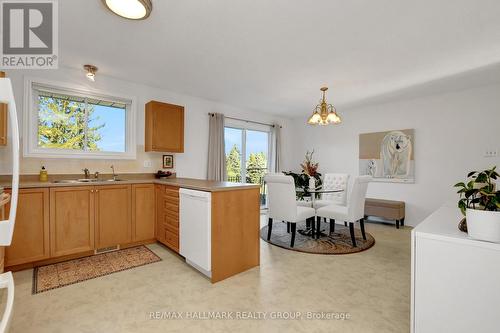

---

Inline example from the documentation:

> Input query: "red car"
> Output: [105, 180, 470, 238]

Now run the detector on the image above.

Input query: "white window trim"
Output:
[23, 77, 137, 160]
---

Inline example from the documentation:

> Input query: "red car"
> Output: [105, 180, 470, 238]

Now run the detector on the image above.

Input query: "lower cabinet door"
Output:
[95, 185, 132, 249]
[5, 188, 50, 266]
[132, 184, 155, 242]
[50, 186, 95, 257]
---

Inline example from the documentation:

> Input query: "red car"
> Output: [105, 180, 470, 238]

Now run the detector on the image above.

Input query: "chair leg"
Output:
[344, 221, 347, 227]
[267, 218, 273, 240]
[349, 222, 357, 247]
[306, 218, 311, 229]
[401, 217, 405, 226]
[324, 217, 327, 223]
[311, 217, 316, 235]
[290, 223, 297, 247]
[316, 216, 321, 239]
[329, 219, 335, 234]
[360, 218, 366, 240]
[287, 222, 290, 233]
[396, 219, 400, 229]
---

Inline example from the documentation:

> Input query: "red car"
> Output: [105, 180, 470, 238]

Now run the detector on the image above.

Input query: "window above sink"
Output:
[23, 78, 137, 160]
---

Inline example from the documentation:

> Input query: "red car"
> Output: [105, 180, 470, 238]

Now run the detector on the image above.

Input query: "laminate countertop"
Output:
[0, 175, 260, 192]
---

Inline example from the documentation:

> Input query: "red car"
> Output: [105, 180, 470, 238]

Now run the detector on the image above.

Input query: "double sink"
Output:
[53, 178, 124, 184]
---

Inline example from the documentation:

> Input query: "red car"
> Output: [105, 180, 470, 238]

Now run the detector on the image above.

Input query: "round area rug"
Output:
[260, 221, 375, 254]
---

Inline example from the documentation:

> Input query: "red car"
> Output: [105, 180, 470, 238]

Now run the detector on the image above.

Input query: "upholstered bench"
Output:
[364, 198, 405, 229]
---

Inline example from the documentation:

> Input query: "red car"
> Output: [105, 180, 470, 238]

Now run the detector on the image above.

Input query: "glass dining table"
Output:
[296, 187, 344, 238]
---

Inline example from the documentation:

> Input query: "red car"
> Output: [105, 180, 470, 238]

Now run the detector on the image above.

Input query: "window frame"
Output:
[23, 77, 137, 159]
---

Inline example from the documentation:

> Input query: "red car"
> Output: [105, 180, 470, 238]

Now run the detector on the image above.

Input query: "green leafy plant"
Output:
[283, 171, 322, 200]
[454, 166, 500, 216]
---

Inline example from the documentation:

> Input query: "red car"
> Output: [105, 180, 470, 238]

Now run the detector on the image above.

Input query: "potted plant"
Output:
[454, 166, 500, 242]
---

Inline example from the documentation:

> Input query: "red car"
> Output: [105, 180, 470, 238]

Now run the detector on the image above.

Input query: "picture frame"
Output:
[163, 155, 174, 169]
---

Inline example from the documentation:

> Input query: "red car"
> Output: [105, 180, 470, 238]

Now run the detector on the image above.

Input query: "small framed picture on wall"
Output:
[163, 155, 174, 169]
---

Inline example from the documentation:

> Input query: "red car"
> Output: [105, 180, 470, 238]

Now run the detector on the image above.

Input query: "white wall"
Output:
[0, 67, 292, 178]
[287, 83, 500, 226]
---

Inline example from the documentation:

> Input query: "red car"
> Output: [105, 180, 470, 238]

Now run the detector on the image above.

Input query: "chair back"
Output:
[264, 174, 297, 221]
[321, 173, 349, 204]
[347, 176, 372, 221]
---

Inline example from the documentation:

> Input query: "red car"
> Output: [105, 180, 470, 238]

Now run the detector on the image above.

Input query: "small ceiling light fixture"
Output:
[103, 0, 152, 20]
[84, 64, 98, 82]
[307, 87, 342, 126]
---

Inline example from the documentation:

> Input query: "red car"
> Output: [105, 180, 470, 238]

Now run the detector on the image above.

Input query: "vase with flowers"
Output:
[283, 150, 322, 200]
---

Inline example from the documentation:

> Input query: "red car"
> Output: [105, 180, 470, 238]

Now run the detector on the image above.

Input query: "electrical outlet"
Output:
[484, 150, 498, 158]
[143, 160, 152, 168]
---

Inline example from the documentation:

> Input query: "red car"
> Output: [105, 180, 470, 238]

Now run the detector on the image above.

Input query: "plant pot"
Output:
[466, 208, 500, 243]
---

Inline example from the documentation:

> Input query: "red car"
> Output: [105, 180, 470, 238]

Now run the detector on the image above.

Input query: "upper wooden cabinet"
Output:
[5, 188, 50, 266]
[145, 101, 184, 153]
[0, 71, 7, 146]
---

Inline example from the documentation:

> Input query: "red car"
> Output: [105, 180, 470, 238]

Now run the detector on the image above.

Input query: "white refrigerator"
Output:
[0, 77, 20, 333]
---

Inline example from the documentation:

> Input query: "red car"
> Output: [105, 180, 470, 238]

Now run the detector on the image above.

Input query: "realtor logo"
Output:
[1, 0, 58, 69]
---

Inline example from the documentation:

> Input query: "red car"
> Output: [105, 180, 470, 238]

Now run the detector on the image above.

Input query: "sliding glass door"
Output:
[225, 125, 271, 206]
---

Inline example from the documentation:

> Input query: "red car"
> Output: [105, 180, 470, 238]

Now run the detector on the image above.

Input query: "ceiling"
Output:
[60, 0, 500, 117]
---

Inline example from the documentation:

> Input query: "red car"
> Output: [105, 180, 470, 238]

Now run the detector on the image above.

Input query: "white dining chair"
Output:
[297, 173, 349, 209]
[265, 174, 315, 247]
[316, 176, 372, 247]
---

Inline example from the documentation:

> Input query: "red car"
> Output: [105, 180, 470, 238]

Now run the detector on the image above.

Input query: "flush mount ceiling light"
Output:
[307, 87, 342, 126]
[84, 64, 98, 82]
[103, 0, 152, 20]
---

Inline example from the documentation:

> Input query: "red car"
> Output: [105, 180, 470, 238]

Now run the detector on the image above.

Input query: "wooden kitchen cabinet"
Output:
[156, 185, 179, 252]
[50, 186, 95, 257]
[145, 100, 184, 152]
[132, 184, 156, 242]
[5, 188, 50, 266]
[95, 184, 132, 249]
[0, 71, 7, 146]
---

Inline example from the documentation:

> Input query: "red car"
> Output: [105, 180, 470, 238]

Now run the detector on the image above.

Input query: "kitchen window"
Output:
[24, 80, 136, 159]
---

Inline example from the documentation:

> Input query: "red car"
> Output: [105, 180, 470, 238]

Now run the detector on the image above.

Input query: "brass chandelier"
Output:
[307, 87, 342, 125]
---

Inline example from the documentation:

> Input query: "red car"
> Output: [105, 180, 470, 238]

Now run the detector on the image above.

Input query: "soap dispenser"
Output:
[39, 166, 48, 182]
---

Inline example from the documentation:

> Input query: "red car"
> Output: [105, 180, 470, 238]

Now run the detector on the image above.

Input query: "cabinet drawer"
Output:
[165, 229, 179, 250]
[164, 219, 179, 232]
[163, 186, 179, 198]
[162, 200, 179, 213]
[164, 209, 178, 220]
[163, 214, 179, 229]
[162, 195, 179, 206]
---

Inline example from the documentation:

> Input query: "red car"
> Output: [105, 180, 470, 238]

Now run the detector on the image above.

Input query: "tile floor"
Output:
[5, 218, 411, 333]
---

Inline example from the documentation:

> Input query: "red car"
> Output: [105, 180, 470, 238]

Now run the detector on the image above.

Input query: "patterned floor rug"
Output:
[33, 245, 161, 294]
[261, 220, 375, 254]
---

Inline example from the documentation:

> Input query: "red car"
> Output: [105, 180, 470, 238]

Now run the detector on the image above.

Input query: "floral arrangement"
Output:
[301, 150, 319, 176]
[284, 150, 322, 200]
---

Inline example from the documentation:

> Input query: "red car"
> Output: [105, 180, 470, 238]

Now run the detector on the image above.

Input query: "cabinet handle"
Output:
[91, 190, 94, 193]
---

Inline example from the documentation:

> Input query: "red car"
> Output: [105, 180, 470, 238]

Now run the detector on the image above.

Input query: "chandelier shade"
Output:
[307, 87, 342, 126]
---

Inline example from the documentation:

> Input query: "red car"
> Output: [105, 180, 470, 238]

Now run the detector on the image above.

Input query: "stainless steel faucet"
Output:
[110, 165, 117, 180]
[82, 168, 90, 179]
[94, 171, 100, 179]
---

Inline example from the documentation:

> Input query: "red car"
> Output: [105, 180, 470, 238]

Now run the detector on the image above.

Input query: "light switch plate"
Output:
[143, 160, 152, 168]
[484, 150, 498, 158]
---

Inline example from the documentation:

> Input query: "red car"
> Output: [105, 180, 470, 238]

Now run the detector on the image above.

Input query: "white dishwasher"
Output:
[179, 188, 212, 278]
